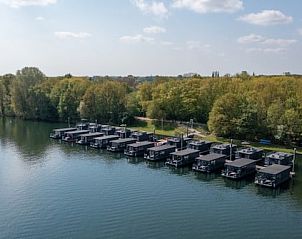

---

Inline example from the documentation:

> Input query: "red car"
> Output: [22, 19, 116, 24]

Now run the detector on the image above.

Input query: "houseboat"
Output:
[221, 158, 256, 179]
[76, 132, 104, 145]
[76, 122, 89, 130]
[167, 137, 192, 149]
[265, 152, 294, 166]
[62, 130, 90, 143]
[165, 149, 200, 168]
[115, 128, 132, 138]
[102, 126, 116, 136]
[88, 124, 102, 133]
[49, 127, 77, 139]
[131, 131, 154, 142]
[211, 144, 237, 160]
[188, 140, 212, 154]
[192, 153, 227, 173]
[90, 135, 119, 149]
[255, 164, 292, 188]
[237, 147, 264, 160]
[107, 138, 137, 153]
[124, 141, 155, 157]
[144, 144, 176, 161]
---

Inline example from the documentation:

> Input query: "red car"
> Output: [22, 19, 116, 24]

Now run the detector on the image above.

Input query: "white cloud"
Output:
[120, 34, 154, 44]
[54, 32, 92, 39]
[246, 48, 286, 54]
[186, 41, 211, 51]
[172, 0, 243, 14]
[4, 0, 56, 8]
[143, 26, 166, 34]
[239, 10, 293, 26]
[132, 0, 168, 17]
[35, 16, 45, 21]
[238, 34, 297, 47]
[237, 34, 265, 44]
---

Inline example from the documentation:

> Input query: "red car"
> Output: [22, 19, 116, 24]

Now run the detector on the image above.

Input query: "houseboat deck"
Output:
[166, 148, 200, 168]
[124, 141, 155, 157]
[193, 153, 227, 173]
[222, 158, 256, 179]
[144, 144, 176, 161]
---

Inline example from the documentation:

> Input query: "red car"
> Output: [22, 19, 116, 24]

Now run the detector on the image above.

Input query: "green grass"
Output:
[129, 120, 177, 137]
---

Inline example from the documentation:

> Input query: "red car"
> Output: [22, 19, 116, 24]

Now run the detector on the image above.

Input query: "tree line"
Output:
[0, 67, 301, 145]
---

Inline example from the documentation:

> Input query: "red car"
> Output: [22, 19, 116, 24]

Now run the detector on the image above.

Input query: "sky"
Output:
[0, 0, 301, 76]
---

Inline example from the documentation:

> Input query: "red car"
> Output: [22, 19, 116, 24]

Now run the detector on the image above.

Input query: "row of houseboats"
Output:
[50, 123, 296, 189]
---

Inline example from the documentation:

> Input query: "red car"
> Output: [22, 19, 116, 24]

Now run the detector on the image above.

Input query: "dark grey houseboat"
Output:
[188, 140, 212, 154]
[237, 147, 264, 160]
[88, 124, 102, 133]
[221, 158, 256, 179]
[76, 122, 89, 130]
[62, 130, 90, 143]
[49, 127, 77, 139]
[131, 131, 154, 142]
[265, 152, 294, 166]
[192, 153, 227, 173]
[167, 137, 192, 149]
[144, 144, 176, 161]
[124, 141, 155, 157]
[115, 128, 132, 138]
[165, 149, 200, 167]
[102, 126, 116, 136]
[107, 138, 137, 153]
[211, 144, 237, 160]
[255, 164, 292, 188]
[90, 135, 119, 149]
[76, 132, 104, 145]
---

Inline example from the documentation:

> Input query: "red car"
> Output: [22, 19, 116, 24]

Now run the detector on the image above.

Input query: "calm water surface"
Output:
[0, 118, 302, 239]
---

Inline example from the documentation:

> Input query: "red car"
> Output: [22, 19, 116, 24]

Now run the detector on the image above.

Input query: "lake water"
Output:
[0, 118, 302, 239]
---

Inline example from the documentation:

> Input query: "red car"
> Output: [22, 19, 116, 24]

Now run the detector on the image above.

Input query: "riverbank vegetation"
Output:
[1, 67, 302, 146]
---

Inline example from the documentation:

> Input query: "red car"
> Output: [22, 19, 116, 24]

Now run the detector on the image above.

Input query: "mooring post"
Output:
[230, 139, 233, 161]
[293, 148, 296, 173]
[181, 133, 183, 150]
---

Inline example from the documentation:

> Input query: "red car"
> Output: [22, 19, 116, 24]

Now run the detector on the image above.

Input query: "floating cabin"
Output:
[102, 126, 116, 136]
[188, 140, 212, 154]
[167, 137, 192, 149]
[49, 127, 77, 139]
[76, 132, 104, 145]
[255, 164, 292, 188]
[192, 153, 227, 173]
[237, 147, 264, 165]
[221, 158, 256, 179]
[90, 135, 119, 149]
[115, 128, 132, 139]
[166, 148, 200, 168]
[211, 144, 237, 160]
[144, 144, 176, 161]
[124, 141, 155, 157]
[131, 131, 154, 142]
[62, 130, 90, 143]
[76, 122, 89, 130]
[107, 138, 137, 153]
[265, 152, 294, 166]
[88, 124, 102, 133]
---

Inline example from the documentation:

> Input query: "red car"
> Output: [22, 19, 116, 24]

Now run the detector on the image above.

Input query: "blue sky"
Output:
[0, 0, 301, 76]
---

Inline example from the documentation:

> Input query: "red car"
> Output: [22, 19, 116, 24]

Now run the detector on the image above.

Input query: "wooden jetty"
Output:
[255, 164, 292, 188]
[76, 132, 104, 145]
[107, 138, 137, 153]
[62, 130, 90, 143]
[193, 153, 227, 173]
[90, 135, 119, 149]
[49, 127, 77, 139]
[221, 158, 256, 179]
[165, 149, 200, 168]
[144, 144, 176, 161]
[124, 141, 155, 157]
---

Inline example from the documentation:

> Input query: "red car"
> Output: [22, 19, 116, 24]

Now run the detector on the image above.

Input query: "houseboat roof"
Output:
[267, 152, 294, 159]
[66, 130, 90, 135]
[127, 141, 154, 148]
[80, 132, 103, 137]
[170, 148, 200, 156]
[259, 164, 291, 175]
[238, 147, 263, 155]
[148, 144, 176, 152]
[168, 137, 192, 143]
[189, 140, 212, 146]
[196, 153, 226, 162]
[212, 143, 237, 150]
[54, 127, 76, 132]
[225, 158, 255, 167]
[94, 135, 119, 140]
[111, 138, 136, 143]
